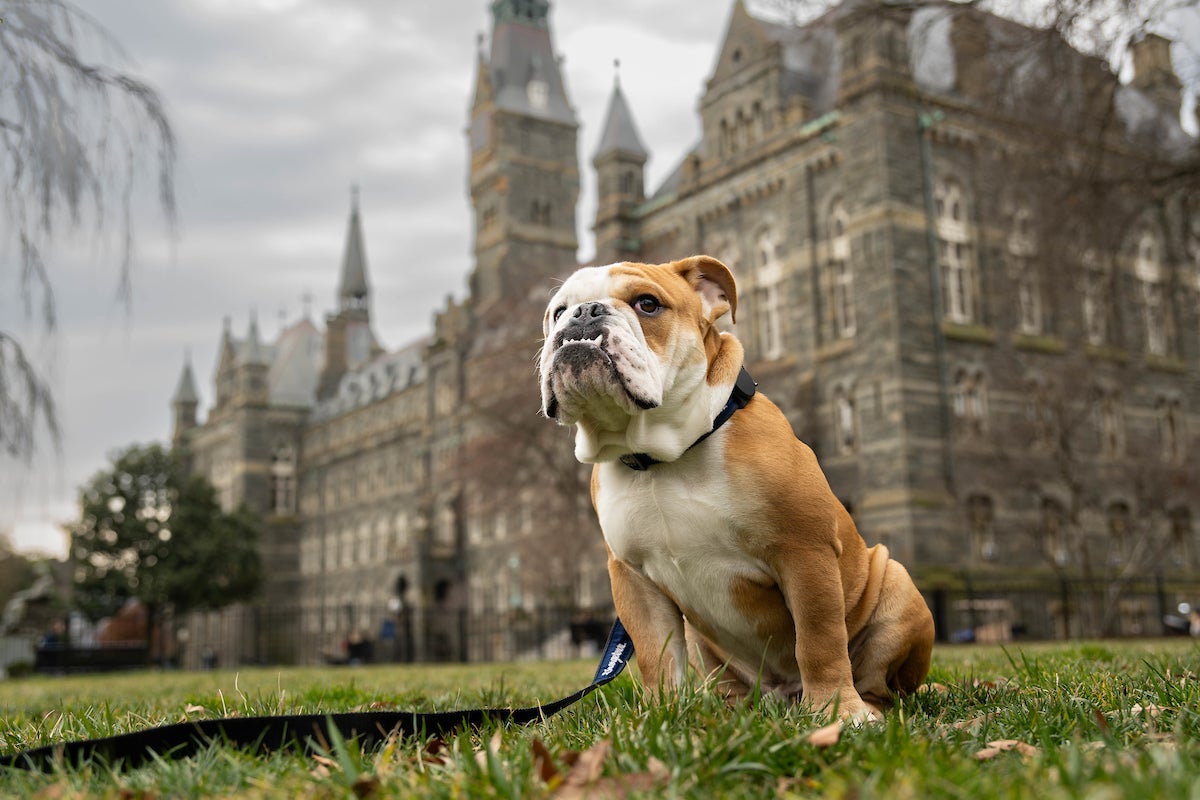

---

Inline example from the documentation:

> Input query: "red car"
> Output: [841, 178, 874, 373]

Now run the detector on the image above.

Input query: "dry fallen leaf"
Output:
[183, 704, 205, 715]
[952, 713, 996, 731]
[920, 682, 951, 694]
[474, 730, 504, 769]
[975, 739, 1039, 760]
[552, 740, 671, 800]
[807, 721, 842, 748]
[532, 737, 560, 784]
[1130, 703, 1164, 719]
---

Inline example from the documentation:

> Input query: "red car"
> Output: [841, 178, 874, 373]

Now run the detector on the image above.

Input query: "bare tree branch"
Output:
[0, 0, 176, 462]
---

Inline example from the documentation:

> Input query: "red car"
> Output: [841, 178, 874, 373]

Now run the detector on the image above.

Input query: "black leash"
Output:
[1, 620, 634, 772]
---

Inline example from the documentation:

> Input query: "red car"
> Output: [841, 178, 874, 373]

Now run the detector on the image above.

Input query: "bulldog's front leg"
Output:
[608, 554, 688, 696]
[779, 542, 875, 722]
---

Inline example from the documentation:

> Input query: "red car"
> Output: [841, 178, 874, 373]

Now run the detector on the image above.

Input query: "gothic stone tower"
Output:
[467, 0, 579, 308]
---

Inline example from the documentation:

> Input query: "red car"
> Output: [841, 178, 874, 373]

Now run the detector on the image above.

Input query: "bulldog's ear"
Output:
[673, 255, 738, 324]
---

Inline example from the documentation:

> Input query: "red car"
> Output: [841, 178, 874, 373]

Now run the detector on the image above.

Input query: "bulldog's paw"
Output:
[806, 686, 880, 724]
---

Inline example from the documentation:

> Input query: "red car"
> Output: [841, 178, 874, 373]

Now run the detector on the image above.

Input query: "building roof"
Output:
[312, 337, 429, 421]
[594, 76, 648, 160]
[267, 317, 324, 408]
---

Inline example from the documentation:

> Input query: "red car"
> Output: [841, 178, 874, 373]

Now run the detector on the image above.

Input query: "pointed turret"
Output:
[594, 66, 648, 162]
[172, 353, 199, 447]
[214, 316, 236, 410]
[243, 310, 270, 366]
[236, 312, 271, 408]
[318, 189, 382, 400]
[593, 62, 647, 264]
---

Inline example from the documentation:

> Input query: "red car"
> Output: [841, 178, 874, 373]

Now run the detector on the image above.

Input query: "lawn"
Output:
[0, 640, 1197, 798]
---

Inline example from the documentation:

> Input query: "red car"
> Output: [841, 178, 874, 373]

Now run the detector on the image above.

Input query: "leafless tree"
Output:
[0, 1, 176, 461]
[459, 307, 602, 609]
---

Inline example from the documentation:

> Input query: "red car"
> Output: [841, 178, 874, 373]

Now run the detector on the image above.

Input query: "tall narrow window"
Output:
[1157, 396, 1183, 464]
[828, 203, 856, 339]
[1081, 250, 1111, 347]
[966, 495, 996, 562]
[1009, 204, 1042, 334]
[952, 368, 987, 437]
[1169, 508, 1194, 571]
[1095, 389, 1124, 457]
[1042, 498, 1068, 567]
[935, 179, 977, 323]
[1135, 230, 1169, 356]
[753, 229, 784, 359]
[1107, 501, 1131, 566]
[269, 444, 296, 515]
[834, 387, 857, 454]
[1025, 377, 1057, 448]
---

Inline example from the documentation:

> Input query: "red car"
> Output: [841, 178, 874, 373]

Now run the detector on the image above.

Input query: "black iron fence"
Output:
[172, 605, 617, 670]
[30, 576, 1200, 672]
[923, 575, 1200, 643]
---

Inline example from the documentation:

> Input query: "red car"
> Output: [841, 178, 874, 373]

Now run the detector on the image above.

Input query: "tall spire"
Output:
[172, 352, 198, 405]
[594, 60, 648, 160]
[338, 185, 370, 313]
[172, 351, 199, 447]
[243, 310, 269, 366]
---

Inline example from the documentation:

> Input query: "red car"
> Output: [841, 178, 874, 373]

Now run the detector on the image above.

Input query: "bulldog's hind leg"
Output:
[848, 561, 935, 710]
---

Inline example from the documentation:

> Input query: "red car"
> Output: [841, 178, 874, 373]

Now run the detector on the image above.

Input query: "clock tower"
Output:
[467, 0, 579, 308]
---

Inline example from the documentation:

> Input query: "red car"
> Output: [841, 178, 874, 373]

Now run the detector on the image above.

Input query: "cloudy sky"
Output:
[3, 0, 1197, 558]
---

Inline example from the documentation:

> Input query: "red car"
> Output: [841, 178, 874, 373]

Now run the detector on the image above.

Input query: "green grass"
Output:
[0, 640, 1197, 798]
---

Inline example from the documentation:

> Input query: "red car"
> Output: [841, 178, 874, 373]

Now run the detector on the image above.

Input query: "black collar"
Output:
[619, 367, 757, 471]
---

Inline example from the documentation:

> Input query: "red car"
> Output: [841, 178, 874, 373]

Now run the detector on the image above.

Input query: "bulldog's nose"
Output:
[570, 302, 610, 322]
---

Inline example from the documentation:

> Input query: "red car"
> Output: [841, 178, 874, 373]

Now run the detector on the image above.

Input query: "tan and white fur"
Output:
[539, 256, 934, 721]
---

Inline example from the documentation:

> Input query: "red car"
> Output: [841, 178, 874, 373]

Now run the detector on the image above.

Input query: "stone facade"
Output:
[170, 0, 1199, 664]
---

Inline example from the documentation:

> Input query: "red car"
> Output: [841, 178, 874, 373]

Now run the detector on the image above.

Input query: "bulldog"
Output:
[538, 255, 934, 720]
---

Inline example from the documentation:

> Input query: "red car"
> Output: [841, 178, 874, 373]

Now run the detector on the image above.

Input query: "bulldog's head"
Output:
[539, 256, 742, 464]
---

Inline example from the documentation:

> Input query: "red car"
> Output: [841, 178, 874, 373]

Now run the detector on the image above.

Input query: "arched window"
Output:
[1134, 229, 1170, 356]
[935, 179, 977, 323]
[827, 202, 855, 339]
[269, 444, 296, 515]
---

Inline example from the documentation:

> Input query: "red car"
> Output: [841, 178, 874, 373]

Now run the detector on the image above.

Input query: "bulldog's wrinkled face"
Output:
[539, 256, 738, 462]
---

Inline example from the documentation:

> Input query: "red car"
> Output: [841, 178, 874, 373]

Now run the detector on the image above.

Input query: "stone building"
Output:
[170, 0, 1199, 663]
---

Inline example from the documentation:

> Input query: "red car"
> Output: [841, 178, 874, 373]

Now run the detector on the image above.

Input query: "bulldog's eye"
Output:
[633, 295, 663, 316]
[553, 306, 567, 323]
